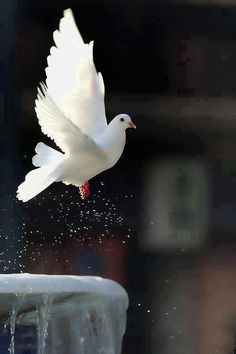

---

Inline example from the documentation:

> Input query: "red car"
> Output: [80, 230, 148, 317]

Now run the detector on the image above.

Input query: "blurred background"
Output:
[2, 0, 236, 353]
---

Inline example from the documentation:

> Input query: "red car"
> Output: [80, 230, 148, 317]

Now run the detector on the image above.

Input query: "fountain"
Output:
[0, 273, 128, 354]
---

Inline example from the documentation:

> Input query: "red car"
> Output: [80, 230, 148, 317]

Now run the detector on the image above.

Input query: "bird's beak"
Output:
[128, 121, 136, 129]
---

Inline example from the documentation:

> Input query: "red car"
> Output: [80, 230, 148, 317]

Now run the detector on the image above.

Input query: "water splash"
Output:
[36, 294, 54, 354]
[0, 187, 135, 273]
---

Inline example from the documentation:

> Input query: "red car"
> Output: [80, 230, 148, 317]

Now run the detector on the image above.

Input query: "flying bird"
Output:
[17, 8, 136, 202]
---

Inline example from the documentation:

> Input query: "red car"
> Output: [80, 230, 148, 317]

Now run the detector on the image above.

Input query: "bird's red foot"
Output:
[79, 181, 90, 199]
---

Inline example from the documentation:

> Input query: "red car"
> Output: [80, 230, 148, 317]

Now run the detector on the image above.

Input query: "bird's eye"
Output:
[120, 117, 125, 122]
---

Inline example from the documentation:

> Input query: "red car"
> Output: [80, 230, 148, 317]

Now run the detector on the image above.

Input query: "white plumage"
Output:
[17, 8, 136, 202]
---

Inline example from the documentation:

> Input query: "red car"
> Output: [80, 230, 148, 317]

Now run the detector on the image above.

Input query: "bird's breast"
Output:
[97, 130, 126, 167]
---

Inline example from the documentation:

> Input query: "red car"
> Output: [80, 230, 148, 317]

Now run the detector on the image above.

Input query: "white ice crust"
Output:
[0, 273, 128, 300]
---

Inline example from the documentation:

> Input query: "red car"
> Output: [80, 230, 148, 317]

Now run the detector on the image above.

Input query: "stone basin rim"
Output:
[0, 273, 128, 303]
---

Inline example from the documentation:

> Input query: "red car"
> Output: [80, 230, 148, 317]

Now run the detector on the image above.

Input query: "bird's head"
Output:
[111, 114, 136, 131]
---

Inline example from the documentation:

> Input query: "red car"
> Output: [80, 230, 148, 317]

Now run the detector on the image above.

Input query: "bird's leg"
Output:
[79, 181, 90, 199]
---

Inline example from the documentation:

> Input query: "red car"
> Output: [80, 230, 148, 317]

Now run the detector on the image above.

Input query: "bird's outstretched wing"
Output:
[35, 84, 108, 160]
[45, 8, 107, 138]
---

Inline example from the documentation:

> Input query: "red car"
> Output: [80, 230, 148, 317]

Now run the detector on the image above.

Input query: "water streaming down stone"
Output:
[0, 274, 128, 354]
[8, 293, 25, 354]
[36, 294, 54, 354]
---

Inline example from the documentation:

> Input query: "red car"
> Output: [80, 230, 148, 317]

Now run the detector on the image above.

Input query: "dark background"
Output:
[2, 0, 236, 353]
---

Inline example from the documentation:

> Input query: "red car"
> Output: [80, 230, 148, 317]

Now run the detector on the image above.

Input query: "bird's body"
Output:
[17, 9, 135, 202]
[55, 123, 126, 186]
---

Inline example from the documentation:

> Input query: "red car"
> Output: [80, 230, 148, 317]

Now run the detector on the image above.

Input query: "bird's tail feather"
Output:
[17, 164, 60, 202]
[32, 142, 64, 167]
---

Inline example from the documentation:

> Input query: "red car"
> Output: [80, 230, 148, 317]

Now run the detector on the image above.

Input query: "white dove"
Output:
[17, 8, 136, 202]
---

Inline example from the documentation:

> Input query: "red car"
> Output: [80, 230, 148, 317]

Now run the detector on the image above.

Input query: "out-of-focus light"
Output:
[141, 157, 209, 251]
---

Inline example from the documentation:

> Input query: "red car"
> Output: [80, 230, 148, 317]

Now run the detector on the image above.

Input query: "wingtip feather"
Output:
[63, 8, 73, 18]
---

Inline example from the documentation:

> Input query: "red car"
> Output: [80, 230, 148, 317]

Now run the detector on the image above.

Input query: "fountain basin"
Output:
[0, 274, 129, 354]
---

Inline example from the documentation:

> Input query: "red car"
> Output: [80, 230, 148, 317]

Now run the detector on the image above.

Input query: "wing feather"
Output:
[35, 83, 108, 160]
[45, 8, 107, 138]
